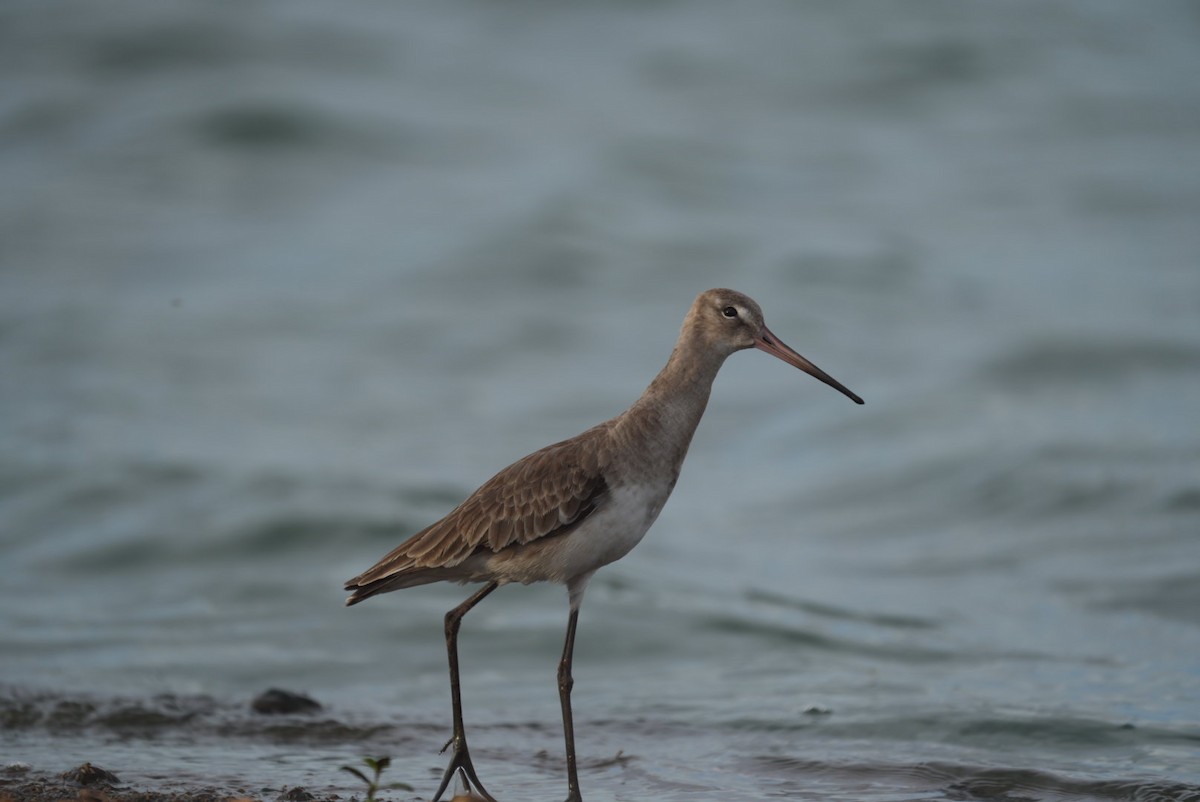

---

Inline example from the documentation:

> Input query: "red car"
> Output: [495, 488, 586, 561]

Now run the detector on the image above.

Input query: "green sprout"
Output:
[340, 756, 414, 801]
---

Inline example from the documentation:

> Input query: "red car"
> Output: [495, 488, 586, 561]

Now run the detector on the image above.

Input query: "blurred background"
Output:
[1, 1, 1198, 800]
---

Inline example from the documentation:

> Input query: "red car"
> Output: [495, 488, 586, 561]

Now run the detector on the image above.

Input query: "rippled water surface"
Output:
[2, 2, 1199, 800]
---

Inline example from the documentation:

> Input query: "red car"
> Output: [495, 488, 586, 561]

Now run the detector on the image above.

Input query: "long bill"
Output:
[754, 326, 864, 405]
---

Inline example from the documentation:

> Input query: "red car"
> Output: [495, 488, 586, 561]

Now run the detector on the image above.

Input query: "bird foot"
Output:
[432, 739, 497, 802]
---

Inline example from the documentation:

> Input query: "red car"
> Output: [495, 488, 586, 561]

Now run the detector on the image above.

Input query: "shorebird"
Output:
[344, 288, 863, 802]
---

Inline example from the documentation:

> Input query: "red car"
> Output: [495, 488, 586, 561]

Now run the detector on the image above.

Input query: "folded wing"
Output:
[344, 425, 611, 604]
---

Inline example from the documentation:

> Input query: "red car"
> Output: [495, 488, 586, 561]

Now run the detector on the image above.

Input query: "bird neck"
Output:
[613, 330, 727, 475]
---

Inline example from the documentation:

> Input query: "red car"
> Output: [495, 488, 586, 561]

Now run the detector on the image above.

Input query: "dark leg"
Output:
[433, 581, 500, 802]
[558, 606, 583, 802]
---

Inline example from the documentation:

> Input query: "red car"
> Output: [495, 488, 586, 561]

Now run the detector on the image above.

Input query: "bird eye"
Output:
[722, 306, 738, 318]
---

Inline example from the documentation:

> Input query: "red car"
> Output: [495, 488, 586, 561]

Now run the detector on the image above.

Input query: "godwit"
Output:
[345, 288, 863, 802]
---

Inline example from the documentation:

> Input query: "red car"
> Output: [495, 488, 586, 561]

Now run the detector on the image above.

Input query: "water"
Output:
[2, 1, 1199, 799]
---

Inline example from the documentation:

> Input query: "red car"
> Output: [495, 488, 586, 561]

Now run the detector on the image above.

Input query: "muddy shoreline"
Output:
[7, 687, 1200, 801]
[0, 689, 431, 802]
[0, 775, 283, 802]
[0, 764, 483, 802]
[1, 762, 340, 802]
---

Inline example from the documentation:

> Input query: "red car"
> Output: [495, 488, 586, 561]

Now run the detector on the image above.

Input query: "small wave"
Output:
[979, 338, 1200, 389]
[696, 611, 956, 663]
[752, 756, 1200, 802]
[1089, 573, 1200, 627]
[780, 710, 1198, 753]
[798, 439, 1196, 535]
[0, 687, 407, 746]
[743, 587, 941, 630]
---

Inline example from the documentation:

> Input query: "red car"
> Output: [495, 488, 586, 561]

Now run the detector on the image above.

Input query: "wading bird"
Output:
[345, 288, 863, 802]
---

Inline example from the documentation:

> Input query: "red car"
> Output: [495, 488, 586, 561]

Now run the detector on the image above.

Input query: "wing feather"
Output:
[345, 425, 611, 596]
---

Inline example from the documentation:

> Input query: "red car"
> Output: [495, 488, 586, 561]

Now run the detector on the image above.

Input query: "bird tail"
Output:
[343, 567, 463, 606]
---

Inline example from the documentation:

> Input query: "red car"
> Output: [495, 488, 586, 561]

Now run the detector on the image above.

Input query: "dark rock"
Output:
[60, 762, 120, 786]
[251, 688, 322, 715]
